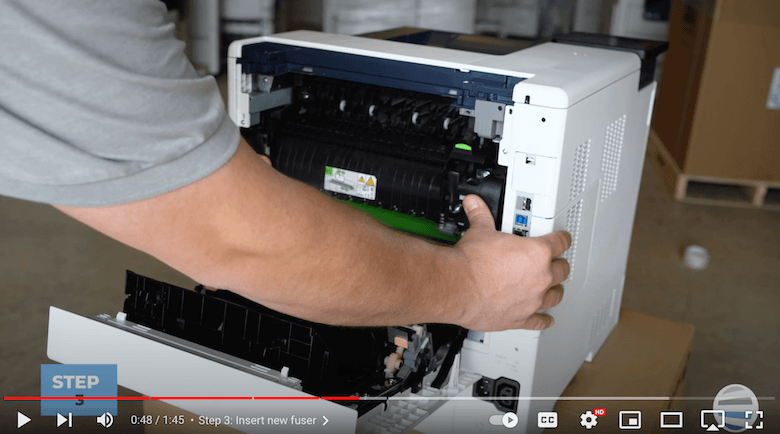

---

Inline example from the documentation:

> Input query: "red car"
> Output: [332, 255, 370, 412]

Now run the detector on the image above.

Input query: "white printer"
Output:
[48, 29, 666, 434]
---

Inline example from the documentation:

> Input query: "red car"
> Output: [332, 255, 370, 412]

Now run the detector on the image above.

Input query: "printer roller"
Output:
[274, 135, 445, 219]
[246, 75, 506, 236]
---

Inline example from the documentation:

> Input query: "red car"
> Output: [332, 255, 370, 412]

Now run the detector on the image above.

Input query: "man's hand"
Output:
[453, 195, 571, 332]
[56, 139, 570, 331]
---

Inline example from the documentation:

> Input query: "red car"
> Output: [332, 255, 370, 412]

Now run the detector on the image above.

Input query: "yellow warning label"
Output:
[324, 167, 376, 200]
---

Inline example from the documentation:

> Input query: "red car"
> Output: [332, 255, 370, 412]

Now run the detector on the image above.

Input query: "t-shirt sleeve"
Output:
[0, 0, 240, 207]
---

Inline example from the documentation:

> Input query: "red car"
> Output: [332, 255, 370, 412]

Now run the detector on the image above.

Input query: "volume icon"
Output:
[96, 412, 114, 428]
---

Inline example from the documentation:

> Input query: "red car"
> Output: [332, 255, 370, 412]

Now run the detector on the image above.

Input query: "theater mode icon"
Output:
[660, 411, 684, 429]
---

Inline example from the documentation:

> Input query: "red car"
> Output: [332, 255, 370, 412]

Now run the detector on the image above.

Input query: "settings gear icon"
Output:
[580, 410, 598, 429]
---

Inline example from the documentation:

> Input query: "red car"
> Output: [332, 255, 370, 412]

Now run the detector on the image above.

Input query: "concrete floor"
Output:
[1, 144, 778, 431]
[621, 160, 780, 428]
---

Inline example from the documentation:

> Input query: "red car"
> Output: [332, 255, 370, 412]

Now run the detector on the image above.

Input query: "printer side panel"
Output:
[528, 68, 638, 370]
[530, 71, 653, 433]
[498, 101, 567, 238]
[461, 70, 649, 434]
[578, 79, 657, 361]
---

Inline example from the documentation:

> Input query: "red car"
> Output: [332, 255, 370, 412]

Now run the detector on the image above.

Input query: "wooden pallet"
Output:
[647, 130, 780, 210]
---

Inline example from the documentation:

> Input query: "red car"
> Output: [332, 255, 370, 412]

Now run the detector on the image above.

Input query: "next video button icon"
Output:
[538, 411, 558, 428]
[56, 412, 72, 428]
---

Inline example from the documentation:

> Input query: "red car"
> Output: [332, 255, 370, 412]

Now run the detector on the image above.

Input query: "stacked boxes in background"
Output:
[650, 0, 780, 208]
[322, 0, 477, 35]
[475, 0, 607, 38]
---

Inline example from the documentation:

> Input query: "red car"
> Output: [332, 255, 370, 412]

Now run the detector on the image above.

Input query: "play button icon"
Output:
[18, 412, 31, 428]
[502, 412, 519, 428]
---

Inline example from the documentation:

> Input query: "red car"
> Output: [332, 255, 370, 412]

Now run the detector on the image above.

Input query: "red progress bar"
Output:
[4, 396, 149, 401]
[151, 397, 255, 400]
[5, 396, 361, 401]
[250, 397, 319, 400]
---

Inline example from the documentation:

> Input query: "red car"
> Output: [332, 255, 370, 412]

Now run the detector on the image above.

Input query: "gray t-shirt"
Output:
[0, 0, 240, 206]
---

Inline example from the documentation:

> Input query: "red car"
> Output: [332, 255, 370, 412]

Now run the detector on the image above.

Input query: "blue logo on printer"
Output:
[41, 364, 117, 416]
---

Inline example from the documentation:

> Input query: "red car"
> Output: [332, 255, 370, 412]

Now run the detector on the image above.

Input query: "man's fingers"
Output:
[550, 258, 570, 286]
[537, 230, 572, 258]
[539, 284, 564, 311]
[522, 313, 555, 331]
[462, 195, 496, 231]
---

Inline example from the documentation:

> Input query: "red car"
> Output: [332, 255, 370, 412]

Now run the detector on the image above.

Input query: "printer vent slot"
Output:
[591, 299, 608, 344]
[570, 139, 591, 201]
[600, 115, 626, 202]
[562, 199, 583, 280]
[587, 286, 618, 357]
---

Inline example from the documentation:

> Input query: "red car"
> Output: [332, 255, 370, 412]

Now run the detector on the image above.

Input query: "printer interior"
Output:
[241, 73, 507, 241]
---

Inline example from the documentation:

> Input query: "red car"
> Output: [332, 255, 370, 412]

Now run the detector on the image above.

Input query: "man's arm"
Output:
[56, 138, 570, 331]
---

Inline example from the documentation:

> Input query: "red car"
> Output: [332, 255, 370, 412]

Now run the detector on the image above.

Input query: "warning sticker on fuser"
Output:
[324, 166, 377, 200]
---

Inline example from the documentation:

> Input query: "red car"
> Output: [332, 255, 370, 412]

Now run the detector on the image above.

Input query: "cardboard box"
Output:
[550, 309, 694, 432]
[475, 0, 541, 38]
[652, 0, 780, 182]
